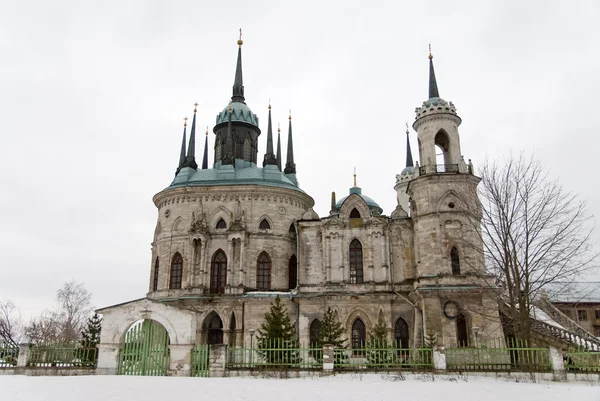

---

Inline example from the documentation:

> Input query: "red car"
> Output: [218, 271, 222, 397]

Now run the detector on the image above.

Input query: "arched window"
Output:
[244, 138, 251, 160]
[216, 218, 227, 229]
[259, 219, 271, 230]
[256, 251, 271, 290]
[215, 138, 222, 160]
[349, 239, 363, 284]
[310, 319, 322, 346]
[435, 130, 450, 166]
[394, 318, 409, 349]
[288, 255, 297, 290]
[229, 312, 237, 346]
[207, 313, 223, 345]
[210, 250, 227, 294]
[169, 252, 183, 289]
[451, 247, 460, 275]
[352, 319, 366, 351]
[456, 313, 469, 347]
[153, 257, 160, 291]
[349, 208, 361, 219]
[288, 223, 296, 236]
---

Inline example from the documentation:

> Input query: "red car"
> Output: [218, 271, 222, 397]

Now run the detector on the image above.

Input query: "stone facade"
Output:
[96, 42, 505, 374]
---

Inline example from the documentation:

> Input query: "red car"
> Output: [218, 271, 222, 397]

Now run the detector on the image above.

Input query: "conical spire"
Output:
[263, 104, 277, 166]
[405, 123, 414, 167]
[284, 111, 296, 174]
[202, 126, 209, 169]
[175, 117, 187, 176]
[428, 44, 439, 99]
[232, 29, 245, 103]
[276, 124, 282, 171]
[183, 104, 198, 169]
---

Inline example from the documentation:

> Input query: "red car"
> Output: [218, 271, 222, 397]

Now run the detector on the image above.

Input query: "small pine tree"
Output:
[318, 307, 347, 348]
[257, 296, 297, 365]
[79, 313, 102, 365]
[366, 315, 393, 367]
[424, 330, 437, 348]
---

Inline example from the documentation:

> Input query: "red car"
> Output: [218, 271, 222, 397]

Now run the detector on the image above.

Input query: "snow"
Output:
[1, 374, 598, 401]
[532, 306, 565, 329]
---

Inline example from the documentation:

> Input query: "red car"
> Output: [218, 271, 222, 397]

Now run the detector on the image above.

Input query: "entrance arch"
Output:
[118, 319, 170, 376]
[205, 312, 224, 345]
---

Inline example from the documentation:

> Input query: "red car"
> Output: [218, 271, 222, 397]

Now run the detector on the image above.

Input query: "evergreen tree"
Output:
[366, 314, 393, 367]
[257, 296, 297, 365]
[317, 307, 346, 348]
[80, 313, 102, 365]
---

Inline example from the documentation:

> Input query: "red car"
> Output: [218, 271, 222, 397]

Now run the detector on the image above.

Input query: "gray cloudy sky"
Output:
[1, 1, 599, 319]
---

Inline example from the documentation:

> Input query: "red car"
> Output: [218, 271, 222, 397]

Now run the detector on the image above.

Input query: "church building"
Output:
[96, 36, 504, 374]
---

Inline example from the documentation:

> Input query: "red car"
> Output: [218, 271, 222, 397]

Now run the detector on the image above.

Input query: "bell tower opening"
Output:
[435, 130, 450, 166]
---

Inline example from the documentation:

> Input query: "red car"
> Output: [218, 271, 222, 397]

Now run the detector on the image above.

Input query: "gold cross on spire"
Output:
[353, 167, 357, 187]
[206, 126, 209, 136]
[193, 102, 198, 113]
[238, 28, 243, 47]
[428, 43, 433, 60]
[406, 122, 409, 135]
[184, 117, 188, 127]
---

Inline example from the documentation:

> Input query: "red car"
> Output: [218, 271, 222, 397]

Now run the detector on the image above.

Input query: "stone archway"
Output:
[118, 319, 170, 376]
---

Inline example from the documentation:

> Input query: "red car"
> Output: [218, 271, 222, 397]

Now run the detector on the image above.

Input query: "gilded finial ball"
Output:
[237, 39, 243, 46]
[428, 52, 433, 60]
[268, 104, 271, 110]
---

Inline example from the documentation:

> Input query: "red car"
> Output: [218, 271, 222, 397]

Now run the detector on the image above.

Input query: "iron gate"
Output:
[118, 319, 170, 376]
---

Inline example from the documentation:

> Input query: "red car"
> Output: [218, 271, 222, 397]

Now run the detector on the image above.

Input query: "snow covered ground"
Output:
[1, 374, 599, 401]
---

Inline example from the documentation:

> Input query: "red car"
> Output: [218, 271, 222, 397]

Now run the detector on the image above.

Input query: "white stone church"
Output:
[96, 37, 505, 373]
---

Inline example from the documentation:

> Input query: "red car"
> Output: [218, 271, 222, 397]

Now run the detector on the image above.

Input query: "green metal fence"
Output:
[564, 348, 600, 372]
[0, 343, 19, 368]
[191, 344, 210, 377]
[227, 338, 322, 369]
[446, 339, 551, 372]
[333, 341, 433, 370]
[27, 346, 97, 368]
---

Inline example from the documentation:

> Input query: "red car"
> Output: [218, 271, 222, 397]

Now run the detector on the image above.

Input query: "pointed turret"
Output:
[175, 117, 187, 176]
[405, 124, 414, 168]
[183, 104, 198, 169]
[428, 44, 439, 99]
[276, 124, 282, 171]
[232, 29, 245, 103]
[263, 104, 277, 166]
[202, 126, 209, 169]
[284, 112, 296, 174]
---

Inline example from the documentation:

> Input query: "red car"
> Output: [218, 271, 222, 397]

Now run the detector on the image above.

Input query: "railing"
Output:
[227, 339, 322, 369]
[28, 346, 98, 368]
[531, 319, 600, 351]
[191, 344, 210, 377]
[564, 347, 600, 372]
[419, 164, 460, 175]
[0, 344, 19, 368]
[333, 346, 433, 370]
[446, 339, 551, 372]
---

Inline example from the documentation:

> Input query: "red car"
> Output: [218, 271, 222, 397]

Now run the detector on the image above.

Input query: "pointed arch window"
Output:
[259, 219, 271, 230]
[256, 251, 272, 290]
[169, 252, 183, 289]
[352, 319, 366, 351]
[216, 218, 227, 229]
[310, 319, 322, 347]
[210, 250, 227, 294]
[229, 312, 237, 346]
[288, 255, 297, 290]
[349, 208, 361, 219]
[394, 318, 409, 349]
[289, 223, 296, 236]
[207, 314, 223, 345]
[456, 313, 469, 347]
[349, 239, 364, 284]
[451, 247, 460, 275]
[244, 138, 251, 160]
[153, 257, 160, 291]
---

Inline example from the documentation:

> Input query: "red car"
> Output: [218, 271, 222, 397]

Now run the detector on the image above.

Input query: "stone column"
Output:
[239, 238, 246, 287]
[96, 343, 120, 375]
[227, 239, 233, 291]
[549, 347, 566, 381]
[169, 344, 193, 376]
[209, 344, 228, 377]
[17, 344, 30, 368]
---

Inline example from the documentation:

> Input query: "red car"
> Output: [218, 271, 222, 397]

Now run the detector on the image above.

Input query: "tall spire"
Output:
[175, 117, 187, 176]
[405, 123, 414, 167]
[284, 111, 296, 174]
[263, 103, 277, 166]
[428, 44, 440, 99]
[202, 126, 209, 169]
[183, 103, 198, 169]
[276, 123, 282, 171]
[232, 29, 245, 103]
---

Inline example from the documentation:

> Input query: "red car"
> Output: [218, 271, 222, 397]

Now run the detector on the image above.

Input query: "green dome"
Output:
[216, 102, 259, 128]
[336, 186, 383, 215]
[401, 166, 415, 176]
[424, 97, 448, 108]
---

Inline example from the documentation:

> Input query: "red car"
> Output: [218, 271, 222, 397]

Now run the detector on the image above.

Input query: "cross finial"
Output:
[289, 109, 292, 120]
[406, 122, 409, 135]
[184, 117, 188, 127]
[193, 102, 198, 113]
[428, 43, 433, 60]
[238, 28, 243, 47]
[206, 126, 209, 136]
[353, 167, 357, 187]
[278, 123, 281, 133]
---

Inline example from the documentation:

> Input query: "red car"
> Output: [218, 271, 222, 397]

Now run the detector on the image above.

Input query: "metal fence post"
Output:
[17, 344, 30, 367]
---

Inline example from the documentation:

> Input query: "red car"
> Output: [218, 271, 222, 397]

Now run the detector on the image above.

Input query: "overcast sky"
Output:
[1, 1, 599, 320]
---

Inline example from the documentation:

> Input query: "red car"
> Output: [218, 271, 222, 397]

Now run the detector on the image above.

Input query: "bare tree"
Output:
[0, 300, 22, 346]
[474, 153, 598, 342]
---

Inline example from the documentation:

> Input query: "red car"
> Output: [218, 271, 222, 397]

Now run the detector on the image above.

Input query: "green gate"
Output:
[118, 319, 170, 376]
[191, 344, 211, 377]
